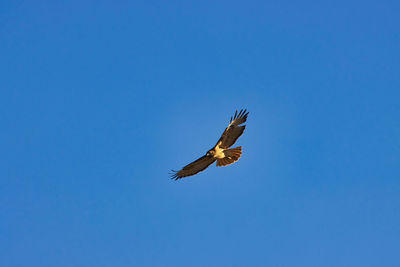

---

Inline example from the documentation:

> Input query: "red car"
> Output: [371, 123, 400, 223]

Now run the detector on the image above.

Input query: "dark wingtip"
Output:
[171, 175, 180, 181]
[169, 170, 180, 180]
[237, 108, 248, 118]
[229, 108, 249, 125]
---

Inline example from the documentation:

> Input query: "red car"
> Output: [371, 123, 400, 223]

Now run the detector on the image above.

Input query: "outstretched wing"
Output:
[218, 109, 249, 149]
[171, 155, 216, 180]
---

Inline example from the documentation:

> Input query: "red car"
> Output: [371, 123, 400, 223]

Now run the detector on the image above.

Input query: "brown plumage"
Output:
[171, 109, 249, 180]
[216, 147, 242, 166]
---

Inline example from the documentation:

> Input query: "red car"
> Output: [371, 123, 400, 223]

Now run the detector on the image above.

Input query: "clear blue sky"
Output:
[1, 1, 399, 266]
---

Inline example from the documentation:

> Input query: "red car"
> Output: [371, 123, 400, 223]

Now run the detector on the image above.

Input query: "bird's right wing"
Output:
[171, 155, 216, 180]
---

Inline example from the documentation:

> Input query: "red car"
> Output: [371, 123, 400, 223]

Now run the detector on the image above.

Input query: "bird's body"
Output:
[171, 109, 249, 180]
[211, 142, 225, 159]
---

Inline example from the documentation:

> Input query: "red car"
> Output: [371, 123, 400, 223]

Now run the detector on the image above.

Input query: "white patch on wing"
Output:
[214, 141, 226, 159]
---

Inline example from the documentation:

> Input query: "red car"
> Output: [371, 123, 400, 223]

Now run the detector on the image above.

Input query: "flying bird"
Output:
[171, 109, 249, 180]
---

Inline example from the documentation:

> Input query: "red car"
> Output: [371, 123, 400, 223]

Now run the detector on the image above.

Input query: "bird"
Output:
[171, 109, 249, 180]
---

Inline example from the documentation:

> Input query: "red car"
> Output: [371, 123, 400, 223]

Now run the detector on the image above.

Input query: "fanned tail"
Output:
[216, 147, 242, 167]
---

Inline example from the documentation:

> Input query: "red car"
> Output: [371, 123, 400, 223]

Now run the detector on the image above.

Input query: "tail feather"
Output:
[216, 146, 242, 167]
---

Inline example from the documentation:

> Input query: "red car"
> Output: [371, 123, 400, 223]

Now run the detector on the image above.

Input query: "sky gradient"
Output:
[1, 1, 400, 266]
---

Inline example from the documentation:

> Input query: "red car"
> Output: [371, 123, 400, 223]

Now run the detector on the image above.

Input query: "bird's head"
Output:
[206, 150, 215, 157]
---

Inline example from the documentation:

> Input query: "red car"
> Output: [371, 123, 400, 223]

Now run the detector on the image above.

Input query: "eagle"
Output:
[171, 109, 249, 180]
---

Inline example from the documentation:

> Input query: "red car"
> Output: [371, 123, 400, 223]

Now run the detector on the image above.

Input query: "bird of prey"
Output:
[171, 109, 249, 180]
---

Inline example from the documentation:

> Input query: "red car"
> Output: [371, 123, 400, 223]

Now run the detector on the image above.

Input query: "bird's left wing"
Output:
[171, 155, 216, 180]
[218, 109, 249, 149]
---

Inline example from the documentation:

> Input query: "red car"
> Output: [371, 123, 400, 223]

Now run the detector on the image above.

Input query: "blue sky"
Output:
[1, 0, 399, 266]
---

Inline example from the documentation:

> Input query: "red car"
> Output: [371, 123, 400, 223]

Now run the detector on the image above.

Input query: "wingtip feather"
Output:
[169, 170, 181, 180]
